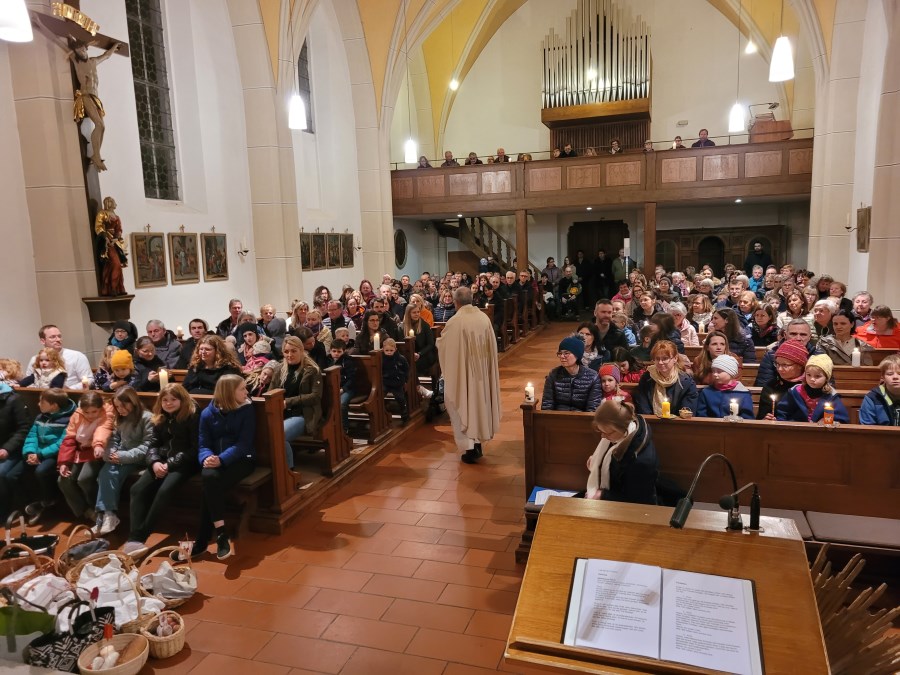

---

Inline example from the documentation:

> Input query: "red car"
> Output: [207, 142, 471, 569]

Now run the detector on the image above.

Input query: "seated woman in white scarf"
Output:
[585, 399, 659, 505]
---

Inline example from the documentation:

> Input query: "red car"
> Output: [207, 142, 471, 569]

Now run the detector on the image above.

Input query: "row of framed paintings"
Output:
[300, 233, 354, 270]
[131, 232, 228, 288]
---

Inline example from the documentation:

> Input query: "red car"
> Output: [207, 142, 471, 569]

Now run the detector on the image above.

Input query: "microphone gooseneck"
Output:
[669, 453, 740, 530]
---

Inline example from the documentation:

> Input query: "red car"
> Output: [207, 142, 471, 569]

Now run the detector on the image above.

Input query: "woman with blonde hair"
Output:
[289, 301, 309, 333]
[18, 347, 66, 388]
[585, 399, 658, 504]
[407, 293, 434, 326]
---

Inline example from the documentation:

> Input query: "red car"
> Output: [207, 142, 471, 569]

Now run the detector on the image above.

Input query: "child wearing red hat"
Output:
[598, 364, 631, 403]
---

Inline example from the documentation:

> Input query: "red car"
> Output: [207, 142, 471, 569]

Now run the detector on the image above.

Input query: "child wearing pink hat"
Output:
[696, 354, 754, 419]
[598, 364, 631, 403]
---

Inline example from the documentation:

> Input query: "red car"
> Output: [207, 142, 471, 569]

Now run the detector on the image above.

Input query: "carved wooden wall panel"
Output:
[527, 167, 562, 192]
[481, 170, 512, 194]
[566, 165, 602, 189]
[605, 161, 642, 186]
[745, 151, 783, 178]
[449, 173, 478, 196]
[660, 157, 697, 183]
[416, 175, 445, 198]
[788, 148, 813, 174]
[392, 178, 413, 200]
[702, 154, 739, 180]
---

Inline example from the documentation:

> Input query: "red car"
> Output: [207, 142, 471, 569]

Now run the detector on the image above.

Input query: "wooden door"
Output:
[567, 220, 630, 261]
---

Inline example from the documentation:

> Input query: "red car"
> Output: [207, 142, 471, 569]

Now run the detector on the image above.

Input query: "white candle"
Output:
[525, 382, 535, 402]
[158, 369, 169, 388]
[81, 376, 90, 389]
[851, 347, 861, 367]
[175, 326, 184, 338]
[373, 333, 380, 351]
[729, 398, 739, 416]
[409, 329, 415, 338]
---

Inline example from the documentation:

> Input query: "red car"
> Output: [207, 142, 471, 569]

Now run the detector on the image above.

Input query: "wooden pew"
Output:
[348, 353, 390, 443]
[289, 366, 352, 477]
[687, 343, 898, 365]
[503, 297, 519, 345]
[518, 403, 900, 563]
[15, 386, 290, 535]
[398, 339, 422, 413]
[739, 363, 882, 390]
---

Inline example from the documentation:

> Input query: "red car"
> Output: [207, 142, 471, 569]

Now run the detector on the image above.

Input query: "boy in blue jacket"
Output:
[23, 388, 76, 524]
[776, 355, 850, 423]
[326, 338, 356, 434]
[381, 338, 410, 424]
[859, 354, 900, 426]
[696, 355, 754, 419]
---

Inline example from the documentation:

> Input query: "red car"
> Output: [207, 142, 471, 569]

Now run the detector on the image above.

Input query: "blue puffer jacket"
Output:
[775, 384, 850, 423]
[198, 401, 256, 466]
[858, 386, 900, 426]
[541, 366, 603, 412]
[23, 398, 77, 460]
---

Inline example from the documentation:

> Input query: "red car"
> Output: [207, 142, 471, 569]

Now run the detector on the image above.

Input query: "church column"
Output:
[515, 209, 528, 272]
[643, 202, 656, 275]
[866, 1, 900, 310]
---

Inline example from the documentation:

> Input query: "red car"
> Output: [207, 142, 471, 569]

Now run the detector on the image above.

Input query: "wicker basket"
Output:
[139, 610, 185, 659]
[117, 572, 158, 634]
[65, 550, 135, 585]
[0, 542, 54, 591]
[55, 523, 106, 578]
[138, 546, 196, 609]
[77, 633, 148, 675]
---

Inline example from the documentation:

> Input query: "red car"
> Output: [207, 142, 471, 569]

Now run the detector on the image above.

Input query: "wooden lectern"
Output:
[505, 498, 829, 674]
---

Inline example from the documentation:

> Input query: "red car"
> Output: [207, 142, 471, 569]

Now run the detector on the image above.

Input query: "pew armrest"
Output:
[806, 512, 900, 549]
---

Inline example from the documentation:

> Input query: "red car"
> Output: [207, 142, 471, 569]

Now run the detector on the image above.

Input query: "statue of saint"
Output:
[66, 38, 121, 171]
[95, 197, 128, 296]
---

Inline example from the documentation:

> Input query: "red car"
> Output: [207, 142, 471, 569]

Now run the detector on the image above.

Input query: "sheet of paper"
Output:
[660, 569, 763, 675]
[564, 559, 661, 659]
[534, 489, 578, 506]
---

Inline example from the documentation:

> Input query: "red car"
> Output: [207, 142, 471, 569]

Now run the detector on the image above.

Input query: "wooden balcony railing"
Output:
[391, 139, 813, 217]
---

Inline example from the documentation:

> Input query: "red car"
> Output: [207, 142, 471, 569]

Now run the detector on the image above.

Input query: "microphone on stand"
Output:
[719, 483, 762, 531]
[669, 453, 742, 531]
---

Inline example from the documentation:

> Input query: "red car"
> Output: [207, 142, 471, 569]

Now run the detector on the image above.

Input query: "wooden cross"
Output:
[33, 2, 130, 57]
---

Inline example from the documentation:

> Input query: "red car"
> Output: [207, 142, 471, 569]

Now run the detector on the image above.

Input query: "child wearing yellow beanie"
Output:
[775, 354, 850, 423]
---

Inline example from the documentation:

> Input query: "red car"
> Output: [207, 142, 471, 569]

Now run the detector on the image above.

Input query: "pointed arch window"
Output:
[297, 40, 314, 133]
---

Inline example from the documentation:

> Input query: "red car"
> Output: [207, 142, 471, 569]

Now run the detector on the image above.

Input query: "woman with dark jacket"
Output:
[585, 399, 658, 505]
[124, 383, 200, 555]
[541, 337, 603, 412]
[267, 336, 322, 476]
[182, 335, 242, 395]
[710, 308, 756, 363]
[353, 310, 391, 355]
[403, 305, 437, 372]
[133, 337, 166, 392]
[633, 340, 699, 415]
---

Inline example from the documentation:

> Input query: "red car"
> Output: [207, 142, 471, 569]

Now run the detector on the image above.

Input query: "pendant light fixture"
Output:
[448, 8, 459, 90]
[0, 0, 33, 43]
[769, 0, 794, 82]
[403, 0, 418, 164]
[286, 4, 307, 130]
[743, 0, 757, 53]
[728, 2, 745, 133]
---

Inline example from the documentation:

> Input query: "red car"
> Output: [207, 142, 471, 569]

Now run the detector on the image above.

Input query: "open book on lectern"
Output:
[563, 559, 764, 675]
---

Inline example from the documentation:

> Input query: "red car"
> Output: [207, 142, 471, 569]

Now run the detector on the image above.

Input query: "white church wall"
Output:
[0, 44, 43, 365]
[293, 1, 365, 302]
[84, 0, 258, 332]
[394, 219, 442, 279]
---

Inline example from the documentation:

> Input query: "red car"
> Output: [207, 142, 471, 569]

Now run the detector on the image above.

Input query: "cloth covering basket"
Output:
[138, 546, 196, 610]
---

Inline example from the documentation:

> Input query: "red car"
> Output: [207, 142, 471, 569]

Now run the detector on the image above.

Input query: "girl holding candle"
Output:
[817, 309, 873, 365]
[775, 355, 849, 423]
[696, 355, 754, 420]
[132, 337, 165, 392]
[403, 304, 436, 399]
[353, 310, 390, 355]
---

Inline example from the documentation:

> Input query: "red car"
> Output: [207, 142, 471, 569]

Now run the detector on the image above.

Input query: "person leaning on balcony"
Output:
[672, 135, 687, 149]
[464, 152, 483, 165]
[691, 128, 716, 147]
[560, 142, 578, 158]
[441, 151, 459, 167]
[609, 139, 622, 154]
[417, 155, 432, 168]
[495, 147, 510, 162]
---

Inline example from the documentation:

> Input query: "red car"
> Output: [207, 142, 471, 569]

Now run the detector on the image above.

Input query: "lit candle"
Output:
[770, 394, 777, 405]
[698, 321, 705, 334]
[176, 325, 184, 338]
[81, 376, 90, 389]
[729, 398, 739, 416]
[661, 398, 671, 417]
[158, 369, 169, 388]
[823, 402, 835, 427]
[524, 382, 535, 402]
[851, 347, 861, 367]
[409, 329, 415, 338]
[373, 333, 380, 351]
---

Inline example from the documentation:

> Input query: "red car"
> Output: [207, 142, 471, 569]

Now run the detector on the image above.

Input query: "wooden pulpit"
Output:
[505, 498, 829, 674]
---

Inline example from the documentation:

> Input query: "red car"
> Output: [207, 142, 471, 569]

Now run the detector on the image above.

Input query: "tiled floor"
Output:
[138, 324, 569, 674]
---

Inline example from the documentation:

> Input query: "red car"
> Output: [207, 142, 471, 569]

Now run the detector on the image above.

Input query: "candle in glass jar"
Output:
[823, 402, 835, 427]
[851, 347, 861, 367]
[524, 382, 534, 402]
[158, 369, 169, 388]
[661, 398, 671, 417]
[729, 398, 739, 416]
[373, 333, 380, 350]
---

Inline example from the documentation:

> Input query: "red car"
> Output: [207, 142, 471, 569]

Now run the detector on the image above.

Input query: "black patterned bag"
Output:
[24, 601, 116, 672]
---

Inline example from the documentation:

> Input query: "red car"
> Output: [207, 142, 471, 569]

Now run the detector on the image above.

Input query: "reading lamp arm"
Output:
[669, 453, 739, 529]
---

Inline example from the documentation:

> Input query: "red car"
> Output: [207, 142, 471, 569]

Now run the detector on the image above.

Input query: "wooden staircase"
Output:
[435, 216, 543, 280]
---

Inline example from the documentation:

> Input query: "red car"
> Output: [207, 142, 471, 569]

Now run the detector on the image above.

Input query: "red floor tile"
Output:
[405, 628, 506, 669]
[381, 597, 474, 632]
[321, 614, 418, 652]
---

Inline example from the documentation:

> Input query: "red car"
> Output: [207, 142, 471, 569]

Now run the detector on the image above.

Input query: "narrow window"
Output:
[298, 40, 314, 133]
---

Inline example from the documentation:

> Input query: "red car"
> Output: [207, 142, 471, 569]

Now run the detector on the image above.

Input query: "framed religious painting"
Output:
[311, 233, 326, 270]
[201, 233, 229, 281]
[130, 233, 167, 288]
[168, 233, 200, 284]
[326, 233, 341, 269]
[340, 234, 354, 267]
[299, 232, 312, 270]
